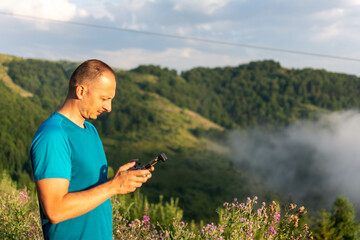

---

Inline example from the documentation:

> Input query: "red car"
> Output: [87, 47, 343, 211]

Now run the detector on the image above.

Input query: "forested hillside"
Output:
[133, 61, 360, 128]
[1, 53, 360, 222]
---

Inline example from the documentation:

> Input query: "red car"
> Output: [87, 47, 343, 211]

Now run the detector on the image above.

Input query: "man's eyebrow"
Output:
[102, 96, 114, 100]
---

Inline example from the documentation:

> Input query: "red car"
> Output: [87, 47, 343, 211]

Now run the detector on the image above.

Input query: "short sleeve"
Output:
[30, 125, 72, 182]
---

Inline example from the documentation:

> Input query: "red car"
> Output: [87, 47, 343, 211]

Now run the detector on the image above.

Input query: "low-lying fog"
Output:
[228, 110, 360, 212]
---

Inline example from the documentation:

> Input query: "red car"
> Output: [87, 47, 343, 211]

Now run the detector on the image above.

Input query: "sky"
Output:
[0, 0, 360, 76]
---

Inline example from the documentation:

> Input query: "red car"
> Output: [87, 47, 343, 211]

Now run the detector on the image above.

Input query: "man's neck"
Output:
[57, 100, 86, 128]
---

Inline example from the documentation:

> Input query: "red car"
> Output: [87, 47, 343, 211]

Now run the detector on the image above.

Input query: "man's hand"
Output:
[111, 161, 153, 194]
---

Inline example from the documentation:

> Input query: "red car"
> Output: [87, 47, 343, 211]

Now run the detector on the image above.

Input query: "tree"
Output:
[315, 196, 360, 240]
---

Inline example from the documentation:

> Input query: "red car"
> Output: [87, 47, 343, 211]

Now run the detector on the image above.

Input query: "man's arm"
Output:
[36, 161, 152, 224]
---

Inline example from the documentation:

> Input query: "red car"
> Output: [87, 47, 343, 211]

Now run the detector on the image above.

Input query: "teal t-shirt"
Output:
[30, 112, 113, 240]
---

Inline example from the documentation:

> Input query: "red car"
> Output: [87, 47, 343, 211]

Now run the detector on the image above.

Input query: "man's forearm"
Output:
[37, 179, 117, 224]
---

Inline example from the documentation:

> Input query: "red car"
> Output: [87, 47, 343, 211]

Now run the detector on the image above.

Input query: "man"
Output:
[30, 59, 153, 239]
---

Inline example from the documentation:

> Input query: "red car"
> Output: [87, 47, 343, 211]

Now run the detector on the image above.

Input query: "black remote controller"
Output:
[138, 153, 167, 169]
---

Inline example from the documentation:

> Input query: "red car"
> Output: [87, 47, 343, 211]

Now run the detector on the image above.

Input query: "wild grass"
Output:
[0, 172, 313, 240]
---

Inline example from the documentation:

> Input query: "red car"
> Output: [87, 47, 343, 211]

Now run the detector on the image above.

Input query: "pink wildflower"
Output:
[269, 226, 277, 235]
[257, 209, 261, 215]
[142, 215, 150, 225]
[20, 191, 29, 202]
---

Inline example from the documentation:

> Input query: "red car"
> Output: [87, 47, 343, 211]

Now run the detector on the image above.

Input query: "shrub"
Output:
[315, 196, 360, 240]
[0, 188, 42, 239]
[112, 191, 183, 227]
[205, 196, 314, 240]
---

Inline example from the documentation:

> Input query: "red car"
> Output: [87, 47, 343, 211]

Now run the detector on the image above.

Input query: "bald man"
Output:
[30, 60, 153, 240]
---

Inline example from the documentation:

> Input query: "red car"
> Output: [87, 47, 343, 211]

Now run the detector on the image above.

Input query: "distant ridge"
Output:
[0, 54, 33, 97]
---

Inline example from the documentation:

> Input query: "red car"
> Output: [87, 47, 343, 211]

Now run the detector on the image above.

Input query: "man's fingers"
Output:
[132, 169, 152, 177]
[118, 161, 136, 172]
[132, 182, 143, 188]
[113, 166, 152, 194]
[130, 174, 150, 183]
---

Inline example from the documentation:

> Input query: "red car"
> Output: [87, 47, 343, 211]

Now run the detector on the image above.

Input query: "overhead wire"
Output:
[1, 11, 360, 63]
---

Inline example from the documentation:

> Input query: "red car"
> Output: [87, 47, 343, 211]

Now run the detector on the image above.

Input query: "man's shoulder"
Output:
[34, 113, 68, 140]
[30, 113, 71, 161]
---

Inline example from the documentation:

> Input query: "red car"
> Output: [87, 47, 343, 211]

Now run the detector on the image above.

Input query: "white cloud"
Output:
[307, 7, 352, 41]
[344, 0, 360, 6]
[197, 24, 213, 31]
[124, 0, 156, 10]
[314, 8, 345, 20]
[95, 47, 248, 71]
[307, 5, 360, 44]
[77, 3, 112, 20]
[177, 27, 187, 36]
[0, 0, 84, 21]
[311, 23, 342, 41]
[120, 13, 147, 30]
[173, 0, 229, 15]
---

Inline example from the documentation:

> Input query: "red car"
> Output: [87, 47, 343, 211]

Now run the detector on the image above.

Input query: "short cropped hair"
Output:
[69, 59, 115, 92]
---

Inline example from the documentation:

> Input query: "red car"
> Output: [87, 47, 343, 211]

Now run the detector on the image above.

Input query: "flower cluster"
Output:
[200, 222, 226, 239]
[1, 186, 314, 240]
[111, 196, 314, 240]
[113, 215, 165, 239]
[213, 197, 313, 240]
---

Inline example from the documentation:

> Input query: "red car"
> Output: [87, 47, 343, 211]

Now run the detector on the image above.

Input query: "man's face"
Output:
[79, 72, 116, 120]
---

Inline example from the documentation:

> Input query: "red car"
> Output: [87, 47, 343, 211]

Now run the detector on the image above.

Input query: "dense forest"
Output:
[1, 53, 360, 224]
[133, 61, 360, 128]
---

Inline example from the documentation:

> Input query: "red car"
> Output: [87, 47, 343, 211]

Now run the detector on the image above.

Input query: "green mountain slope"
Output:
[0, 54, 33, 97]
[131, 62, 360, 128]
[0, 77, 47, 187]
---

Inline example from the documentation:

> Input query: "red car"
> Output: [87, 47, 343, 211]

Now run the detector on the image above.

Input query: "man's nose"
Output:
[104, 101, 112, 112]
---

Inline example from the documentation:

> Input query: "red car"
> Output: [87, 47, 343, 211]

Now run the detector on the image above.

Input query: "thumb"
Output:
[118, 161, 136, 172]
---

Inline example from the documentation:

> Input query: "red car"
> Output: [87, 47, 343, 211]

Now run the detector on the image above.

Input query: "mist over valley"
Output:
[228, 110, 360, 213]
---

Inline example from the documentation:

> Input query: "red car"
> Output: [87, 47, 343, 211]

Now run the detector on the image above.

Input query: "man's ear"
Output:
[75, 85, 87, 100]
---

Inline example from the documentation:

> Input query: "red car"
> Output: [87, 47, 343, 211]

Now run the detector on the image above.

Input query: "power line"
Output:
[1, 11, 360, 63]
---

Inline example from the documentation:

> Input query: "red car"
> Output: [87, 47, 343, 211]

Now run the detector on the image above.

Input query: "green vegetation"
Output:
[1, 54, 360, 238]
[3, 172, 358, 239]
[0, 171, 42, 239]
[0, 79, 46, 188]
[1, 173, 317, 239]
[314, 196, 360, 239]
